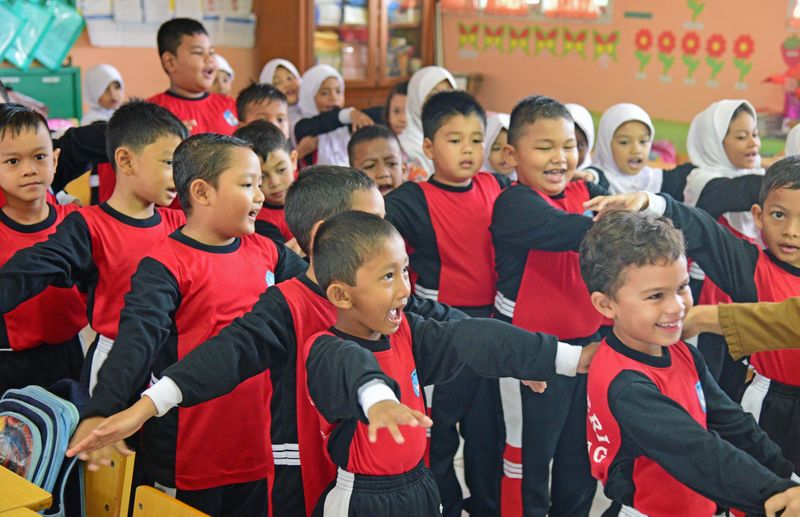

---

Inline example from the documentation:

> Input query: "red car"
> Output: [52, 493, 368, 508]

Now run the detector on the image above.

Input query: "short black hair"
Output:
[285, 165, 377, 254]
[579, 210, 686, 297]
[0, 103, 49, 142]
[173, 133, 253, 213]
[313, 211, 402, 292]
[508, 95, 572, 147]
[383, 80, 408, 127]
[234, 120, 292, 161]
[105, 99, 188, 169]
[157, 18, 207, 57]
[421, 90, 486, 140]
[347, 124, 399, 165]
[759, 155, 800, 205]
[236, 83, 288, 123]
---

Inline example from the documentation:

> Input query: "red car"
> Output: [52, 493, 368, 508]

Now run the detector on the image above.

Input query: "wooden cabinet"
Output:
[254, 0, 434, 109]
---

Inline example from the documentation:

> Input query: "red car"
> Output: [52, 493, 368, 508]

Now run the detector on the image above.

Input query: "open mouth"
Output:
[387, 307, 403, 325]
[248, 207, 261, 220]
[655, 321, 681, 332]
[627, 157, 644, 169]
[377, 183, 394, 195]
[543, 168, 566, 181]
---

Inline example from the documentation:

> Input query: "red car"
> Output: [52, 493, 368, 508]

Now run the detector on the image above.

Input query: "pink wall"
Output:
[442, 1, 794, 122]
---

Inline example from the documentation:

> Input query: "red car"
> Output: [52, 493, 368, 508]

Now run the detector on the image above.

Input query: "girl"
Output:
[398, 66, 457, 181]
[384, 81, 408, 136]
[565, 103, 595, 170]
[294, 64, 373, 166]
[212, 54, 234, 96]
[483, 113, 515, 179]
[259, 58, 302, 125]
[81, 64, 124, 125]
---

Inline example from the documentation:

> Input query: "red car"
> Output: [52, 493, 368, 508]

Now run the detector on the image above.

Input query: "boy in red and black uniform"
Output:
[384, 91, 509, 517]
[0, 104, 87, 392]
[579, 209, 798, 516]
[0, 101, 188, 395]
[304, 211, 594, 516]
[73, 134, 306, 516]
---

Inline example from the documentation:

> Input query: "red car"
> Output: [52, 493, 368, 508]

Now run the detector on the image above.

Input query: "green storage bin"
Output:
[0, 66, 81, 119]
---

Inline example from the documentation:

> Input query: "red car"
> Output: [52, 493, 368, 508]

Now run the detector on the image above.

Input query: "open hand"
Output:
[366, 400, 432, 444]
[350, 109, 374, 131]
[583, 192, 650, 221]
[66, 397, 157, 459]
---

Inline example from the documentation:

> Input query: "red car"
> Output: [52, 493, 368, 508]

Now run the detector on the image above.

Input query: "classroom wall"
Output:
[442, 1, 796, 123]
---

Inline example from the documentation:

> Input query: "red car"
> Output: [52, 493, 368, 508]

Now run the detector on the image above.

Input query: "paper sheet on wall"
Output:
[143, 0, 172, 23]
[113, 0, 142, 22]
[78, 0, 112, 17]
[174, 0, 204, 19]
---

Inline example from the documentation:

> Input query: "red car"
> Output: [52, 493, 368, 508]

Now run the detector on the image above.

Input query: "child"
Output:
[580, 209, 799, 516]
[385, 90, 508, 516]
[399, 66, 457, 181]
[483, 113, 515, 178]
[259, 58, 303, 126]
[0, 100, 188, 395]
[75, 133, 306, 516]
[0, 104, 87, 392]
[212, 54, 234, 96]
[234, 120, 297, 244]
[294, 64, 373, 167]
[236, 83, 291, 138]
[147, 18, 238, 136]
[348, 125, 404, 195]
[566, 103, 595, 171]
[384, 80, 408, 137]
[82, 64, 124, 125]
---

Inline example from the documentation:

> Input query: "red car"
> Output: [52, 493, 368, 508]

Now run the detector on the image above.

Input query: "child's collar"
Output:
[764, 249, 800, 277]
[0, 203, 56, 233]
[172, 228, 241, 254]
[330, 326, 391, 353]
[428, 175, 474, 192]
[165, 89, 210, 101]
[607, 332, 672, 368]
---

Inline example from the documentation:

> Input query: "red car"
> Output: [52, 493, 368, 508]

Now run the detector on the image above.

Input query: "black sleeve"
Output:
[585, 178, 610, 198]
[294, 109, 346, 141]
[491, 185, 594, 253]
[493, 173, 512, 189]
[52, 122, 108, 192]
[660, 194, 760, 301]
[83, 258, 180, 418]
[406, 312, 558, 386]
[608, 370, 797, 514]
[586, 167, 610, 192]
[362, 105, 384, 125]
[384, 182, 430, 249]
[0, 211, 94, 313]
[255, 220, 286, 244]
[659, 163, 694, 202]
[695, 175, 763, 220]
[274, 243, 308, 282]
[306, 334, 400, 424]
[162, 287, 292, 406]
[685, 345, 795, 478]
[405, 295, 468, 322]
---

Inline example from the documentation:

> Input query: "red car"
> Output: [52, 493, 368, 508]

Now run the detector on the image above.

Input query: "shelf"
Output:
[316, 24, 369, 31]
[388, 22, 421, 30]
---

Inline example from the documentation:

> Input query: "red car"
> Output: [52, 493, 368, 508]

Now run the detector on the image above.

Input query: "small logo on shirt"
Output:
[583, 209, 594, 218]
[695, 380, 707, 413]
[266, 270, 275, 287]
[224, 109, 239, 127]
[411, 369, 420, 397]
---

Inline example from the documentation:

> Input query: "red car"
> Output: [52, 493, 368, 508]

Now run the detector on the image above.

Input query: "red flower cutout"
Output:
[634, 29, 653, 52]
[657, 31, 676, 54]
[681, 31, 701, 55]
[733, 34, 755, 60]
[706, 33, 726, 58]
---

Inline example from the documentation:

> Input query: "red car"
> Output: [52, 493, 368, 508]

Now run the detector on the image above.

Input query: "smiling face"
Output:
[351, 137, 404, 195]
[315, 77, 344, 113]
[163, 33, 216, 94]
[205, 147, 265, 238]
[723, 111, 761, 169]
[506, 117, 577, 196]
[611, 120, 651, 175]
[0, 124, 58, 205]
[260, 148, 297, 206]
[423, 113, 484, 187]
[752, 187, 800, 268]
[272, 65, 300, 105]
[128, 134, 183, 207]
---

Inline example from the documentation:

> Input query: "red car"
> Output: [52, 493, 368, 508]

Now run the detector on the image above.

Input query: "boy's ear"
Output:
[189, 178, 214, 208]
[326, 281, 353, 310]
[590, 291, 616, 319]
[161, 51, 178, 74]
[114, 147, 135, 176]
[751, 203, 764, 231]
[290, 149, 298, 171]
[307, 219, 325, 255]
[422, 137, 434, 161]
[502, 144, 518, 169]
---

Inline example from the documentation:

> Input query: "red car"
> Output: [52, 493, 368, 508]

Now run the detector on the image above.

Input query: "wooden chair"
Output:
[83, 450, 135, 517]
[132, 487, 209, 517]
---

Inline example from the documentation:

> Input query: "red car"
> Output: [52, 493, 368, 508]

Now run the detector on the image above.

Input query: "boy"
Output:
[76, 134, 306, 516]
[148, 18, 238, 136]
[303, 211, 581, 516]
[348, 124, 404, 195]
[236, 83, 291, 139]
[233, 121, 297, 245]
[580, 209, 799, 516]
[0, 100, 188, 394]
[384, 90, 509, 516]
[0, 104, 87, 392]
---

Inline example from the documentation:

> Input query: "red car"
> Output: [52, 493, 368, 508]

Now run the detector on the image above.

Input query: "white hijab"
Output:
[214, 54, 234, 81]
[298, 64, 350, 166]
[565, 103, 595, 170]
[786, 124, 800, 157]
[483, 113, 510, 174]
[82, 64, 123, 125]
[259, 58, 303, 125]
[594, 103, 662, 194]
[685, 99, 764, 240]
[398, 66, 457, 179]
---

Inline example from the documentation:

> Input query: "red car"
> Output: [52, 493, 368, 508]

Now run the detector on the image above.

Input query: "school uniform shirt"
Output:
[82, 231, 306, 490]
[587, 334, 796, 516]
[0, 204, 87, 352]
[145, 273, 466, 516]
[491, 180, 606, 339]
[385, 173, 508, 308]
[147, 91, 238, 136]
[255, 203, 293, 244]
[303, 312, 561, 475]
[0, 204, 185, 340]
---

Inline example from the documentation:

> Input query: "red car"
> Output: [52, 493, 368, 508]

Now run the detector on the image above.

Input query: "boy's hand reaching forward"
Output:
[350, 109, 374, 131]
[765, 486, 800, 516]
[66, 397, 158, 460]
[67, 416, 132, 471]
[366, 400, 432, 444]
[583, 192, 650, 221]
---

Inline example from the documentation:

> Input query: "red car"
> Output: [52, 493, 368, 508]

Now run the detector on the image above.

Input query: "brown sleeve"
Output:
[720, 298, 800, 360]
